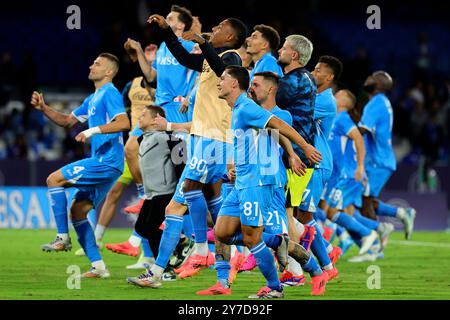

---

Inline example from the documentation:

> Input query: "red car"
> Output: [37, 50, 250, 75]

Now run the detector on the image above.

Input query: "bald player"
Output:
[359, 71, 416, 240]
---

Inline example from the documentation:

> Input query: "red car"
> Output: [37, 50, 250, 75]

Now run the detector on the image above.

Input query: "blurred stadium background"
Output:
[0, 0, 449, 232]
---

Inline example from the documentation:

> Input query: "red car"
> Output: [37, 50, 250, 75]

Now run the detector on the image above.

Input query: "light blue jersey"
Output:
[232, 93, 278, 190]
[250, 52, 284, 81]
[314, 88, 336, 171]
[271, 106, 292, 187]
[359, 93, 396, 171]
[72, 82, 125, 172]
[152, 40, 198, 106]
[329, 110, 358, 179]
[299, 88, 336, 212]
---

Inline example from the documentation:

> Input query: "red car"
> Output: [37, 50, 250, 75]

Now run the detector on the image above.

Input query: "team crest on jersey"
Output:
[202, 64, 211, 73]
[131, 92, 153, 101]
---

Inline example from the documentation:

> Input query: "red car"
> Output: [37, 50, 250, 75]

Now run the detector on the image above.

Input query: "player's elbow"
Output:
[63, 116, 77, 129]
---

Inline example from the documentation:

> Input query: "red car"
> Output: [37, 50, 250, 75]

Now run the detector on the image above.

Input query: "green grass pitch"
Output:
[1, 229, 449, 300]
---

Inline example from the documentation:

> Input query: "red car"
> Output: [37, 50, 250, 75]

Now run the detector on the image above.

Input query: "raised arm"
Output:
[125, 39, 157, 83]
[30, 91, 78, 128]
[148, 15, 203, 72]
[267, 116, 322, 165]
[348, 127, 366, 181]
[182, 30, 241, 77]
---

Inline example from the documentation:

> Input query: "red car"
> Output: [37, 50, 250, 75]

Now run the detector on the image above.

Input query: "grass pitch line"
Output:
[390, 240, 450, 249]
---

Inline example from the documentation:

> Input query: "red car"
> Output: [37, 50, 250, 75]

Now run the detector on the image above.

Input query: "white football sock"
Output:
[323, 263, 334, 271]
[128, 234, 142, 248]
[92, 260, 106, 271]
[230, 245, 237, 257]
[287, 256, 304, 276]
[293, 218, 305, 239]
[94, 224, 106, 241]
[194, 242, 208, 256]
[339, 230, 350, 242]
[396, 207, 406, 220]
[57, 233, 69, 241]
[151, 265, 165, 278]
[326, 244, 333, 254]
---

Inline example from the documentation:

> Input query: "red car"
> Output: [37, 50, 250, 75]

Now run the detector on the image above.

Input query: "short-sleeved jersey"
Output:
[72, 82, 125, 171]
[314, 88, 337, 171]
[232, 94, 277, 190]
[359, 93, 396, 171]
[152, 40, 198, 105]
[328, 111, 358, 179]
[276, 67, 317, 166]
[250, 52, 284, 81]
[271, 105, 292, 187]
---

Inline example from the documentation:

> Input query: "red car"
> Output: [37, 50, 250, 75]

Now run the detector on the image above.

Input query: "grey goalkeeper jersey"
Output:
[139, 130, 177, 200]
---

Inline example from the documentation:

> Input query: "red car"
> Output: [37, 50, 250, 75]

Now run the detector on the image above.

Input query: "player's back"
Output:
[328, 110, 358, 179]
[359, 93, 396, 171]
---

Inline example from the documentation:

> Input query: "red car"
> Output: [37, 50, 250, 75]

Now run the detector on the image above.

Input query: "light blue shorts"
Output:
[364, 166, 393, 197]
[328, 178, 364, 210]
[218, 185, 275, 227]
[61, 158, 121, 208]
[299, 168, 332, 213]
[264, 186, 288, 235]
[183, 135, 231, 185]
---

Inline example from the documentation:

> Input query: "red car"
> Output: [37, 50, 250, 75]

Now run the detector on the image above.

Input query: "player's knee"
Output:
[213, 227, 232, 245]
[242, 232, 259, 248]
[70, 208, 85, 221]
[46, 172, 63, 187]
[326, 209, 335, 221]
[298, 211, 313, 224]
[70, 201, 91, 221]
[182, 179, 202, 193]
[214, 232, 230, 245]
[165, 200, 185, 217]
[107, 184, 123, 202]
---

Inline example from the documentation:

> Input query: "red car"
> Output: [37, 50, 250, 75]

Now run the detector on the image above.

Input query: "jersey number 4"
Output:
[71, 166, 85, 175]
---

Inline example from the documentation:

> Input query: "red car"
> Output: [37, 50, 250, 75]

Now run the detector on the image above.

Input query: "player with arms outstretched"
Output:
[32, 53, 130, 278]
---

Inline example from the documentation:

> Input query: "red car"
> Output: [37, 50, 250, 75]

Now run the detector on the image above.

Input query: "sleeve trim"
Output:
[263, 114, 275, 129]
[109, 112, 127, 123]
[72, 111, 87, 123]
